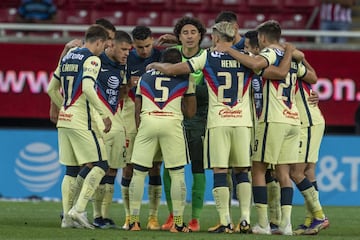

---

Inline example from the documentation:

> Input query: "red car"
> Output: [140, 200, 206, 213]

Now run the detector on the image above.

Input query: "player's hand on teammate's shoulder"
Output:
[213, 42, 230, 53]
[283, 42, 295, 52]
[102, 116, 112, 133]
[146, 62, 159, 71]
[156, 34, 178, 46]
[65, 39, 83, 51]
[282, 42, 304, 62]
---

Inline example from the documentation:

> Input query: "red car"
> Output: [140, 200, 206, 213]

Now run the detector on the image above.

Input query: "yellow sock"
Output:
[213, 186, 231, 226]
[302, 187, 325, 219]
[236, 182, 252, 223]
[169, 168, 186, 224]
[304, 200, 313, 227]
[121, 185, 130, 217]
[130, 215, 140, 223]
[92, 184, 105, 218]
[129, 169, 147, 221]
[255, 203, 268, 228]
[280, 205, 292, 228]
[174, 215, 183, 226]
[61, 175, 76, 215]
[102, 183, 114, 219]
[148, 185, 162, 217]
[75, 166, 105, 212]
[72, 175, 84, 204]
[267, 181, 281, 225]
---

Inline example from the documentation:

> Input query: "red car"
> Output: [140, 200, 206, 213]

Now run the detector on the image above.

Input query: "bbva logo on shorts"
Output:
[14, 142, 62, 193]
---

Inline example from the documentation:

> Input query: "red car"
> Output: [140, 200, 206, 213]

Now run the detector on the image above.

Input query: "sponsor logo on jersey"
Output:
[218, 108, 242, 118]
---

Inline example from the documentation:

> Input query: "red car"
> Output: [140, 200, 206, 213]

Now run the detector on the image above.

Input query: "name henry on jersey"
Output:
[221, 60, 241, 68]
[219, 108, 243, 118]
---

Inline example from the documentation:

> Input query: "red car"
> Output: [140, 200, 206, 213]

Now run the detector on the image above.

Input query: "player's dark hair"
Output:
[244, 30, 259, 48]
[95, 18, 116, 33]
[173, 16, 206, 44]
[115, 30, 132, 44]
[256, 20, 281, 42]
[161, 48, 182, 64]
[85, 24, 109, 43]
[215, 11, 238, 24]
[132, 25, 152, 40]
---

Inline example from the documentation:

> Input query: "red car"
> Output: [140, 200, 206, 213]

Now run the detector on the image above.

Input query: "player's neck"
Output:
[268, 42, 283, 51]
[234, 34, 241, 44]
[181, 46, 200, 58]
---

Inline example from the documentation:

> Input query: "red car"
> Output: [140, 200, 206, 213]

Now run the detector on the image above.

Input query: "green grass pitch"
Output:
[0, 200, 359, 240]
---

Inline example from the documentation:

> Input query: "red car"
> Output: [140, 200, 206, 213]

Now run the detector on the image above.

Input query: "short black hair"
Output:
[161, 48, 182, 64]
[95, 18, 116, 33]
[244, 30, 259, 48]
[173, 16, 207, 44]
[114, 30, 132, 44]
[85, 24, 109, 43]
[256, 20, 281, 42]
[132, 25, 152, 41]
[215, 11, 238, 24]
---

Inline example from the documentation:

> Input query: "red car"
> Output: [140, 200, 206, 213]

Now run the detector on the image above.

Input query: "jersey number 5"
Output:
[154, 77, 171, 102]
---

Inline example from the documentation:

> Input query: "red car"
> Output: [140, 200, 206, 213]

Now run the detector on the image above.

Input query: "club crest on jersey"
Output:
[211, 51, 225, 58]
[91, 61, 98, 67]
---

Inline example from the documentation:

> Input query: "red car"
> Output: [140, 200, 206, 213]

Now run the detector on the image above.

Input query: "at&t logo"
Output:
[14, 142, 62, 193]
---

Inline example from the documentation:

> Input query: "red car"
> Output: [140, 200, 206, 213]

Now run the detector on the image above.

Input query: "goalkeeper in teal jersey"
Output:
[159, 17, 207, 232]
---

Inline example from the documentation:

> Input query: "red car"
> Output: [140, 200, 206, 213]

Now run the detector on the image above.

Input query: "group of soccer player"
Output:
[47, 9, 329, 235]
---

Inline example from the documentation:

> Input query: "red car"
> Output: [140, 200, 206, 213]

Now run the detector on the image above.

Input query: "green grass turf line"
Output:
[0, 200, 358, 240]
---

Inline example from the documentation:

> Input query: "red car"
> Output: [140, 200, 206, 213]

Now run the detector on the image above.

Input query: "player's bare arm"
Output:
[262, 42, 295, 80]
[135, 96, 142, 129]
[146, 61, 191, 76]
[214, 43, 268, 72]
[156, 34, 178, 46]
[181, 95, 197, 118]
[301, 58, 318, 84]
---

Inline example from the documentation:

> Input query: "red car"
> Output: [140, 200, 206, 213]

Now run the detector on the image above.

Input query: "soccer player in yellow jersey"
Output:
[128, 48, 196, 233]
[291, 59, 329, 235]
[214, 20, 308, 235]
[49, 18, 116, 124]
[158, 16, 207, 232]
[148, 22, 261, 233]
[243, 30, 282, 232]
[120, 26, 163, 230]
[91, 30, 132, 229]
[47, 25, 111, 229]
